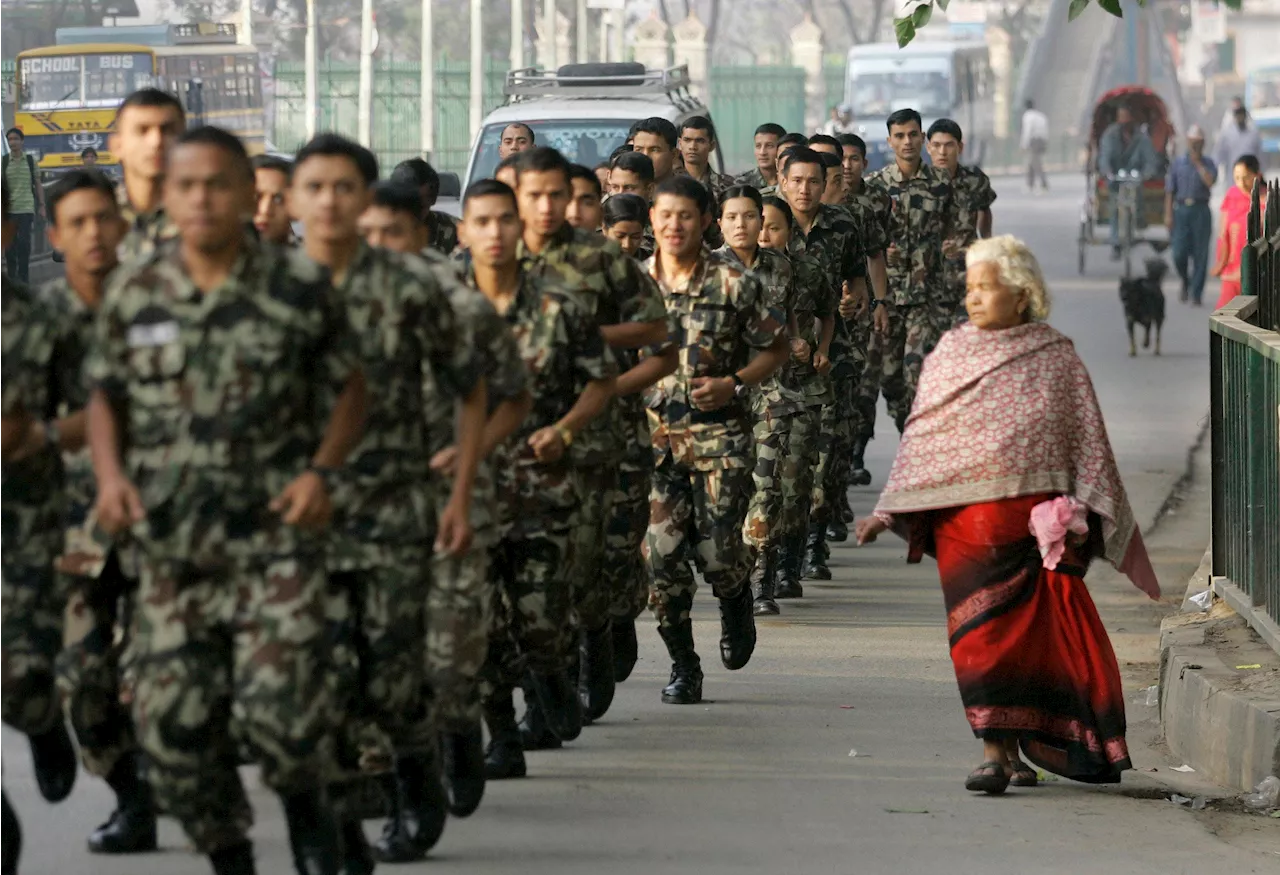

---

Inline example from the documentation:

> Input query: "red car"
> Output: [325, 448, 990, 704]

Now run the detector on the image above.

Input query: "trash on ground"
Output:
[1170, 794, 1193, 805]
[839, 704, 855, 709]
[1035, 770, 1059, 782]
[884, 807, 929, 814]
[1188, 590, 1214, 611]
[1241, 776, 1280, 810]
[848, 749, 858, 757]
[1235, 663, 1263, 670]
[1132, 685, 1158, 706]
[1171, 764, 1196, 773]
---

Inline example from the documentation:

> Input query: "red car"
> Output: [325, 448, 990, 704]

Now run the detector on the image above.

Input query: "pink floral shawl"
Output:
[874, 321, 1160, 599]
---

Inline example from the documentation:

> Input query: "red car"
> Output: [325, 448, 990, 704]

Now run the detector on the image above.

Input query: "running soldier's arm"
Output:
[2, 286, 45, 462]
[530, 298, 617, 463]
[736, 272, 789, 386]
[84, 292, 143, 533]
[975, 170, 996, 238]
[475, 300, 532, 461]
[600, 247, 668, 349]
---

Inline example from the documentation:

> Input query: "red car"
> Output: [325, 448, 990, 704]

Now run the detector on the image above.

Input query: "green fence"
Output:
[1210, 180, 1280, 648]
[708, 66, 806, 174]
[271, 59, 508, 174]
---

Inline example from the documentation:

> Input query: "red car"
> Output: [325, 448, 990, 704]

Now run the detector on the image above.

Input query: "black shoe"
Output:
[88, 752, 158, 854]
[579, 622, 617, 723]
[3, 791, 21, 875]
[657, 621, 703, 704]
[776, 533, 806, 599]
[281, 791, 342, 875]
[372, 753, 447, 863]
[803, 526, 832, 580]
[718, 587, 757, 671]
[526, 670, 582, 743]
[339, 819, 374, 875]
[751, 548, 780, 616]
[483, 697, 528, 780]
[441, 725, 486, 818]
[209, 841, 256, 875]
[517, 697, 562, 750]
[611, 617, 639, 683]
[826, 521, 849, 542]
[29, 722, 77, 803]
[850, 439, 872, 486]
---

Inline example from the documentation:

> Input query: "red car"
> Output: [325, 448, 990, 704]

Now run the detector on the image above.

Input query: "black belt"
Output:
[1178, 198, 1209, 206]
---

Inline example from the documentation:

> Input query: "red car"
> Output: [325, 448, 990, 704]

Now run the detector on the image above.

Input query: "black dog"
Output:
[1119, 258, 1167, 357]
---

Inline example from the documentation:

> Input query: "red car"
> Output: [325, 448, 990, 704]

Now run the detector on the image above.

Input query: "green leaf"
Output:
[1097, 0, 1124, 15]
[912, 3, 934, 28]
[1068, 0, 1092, 21]
[936, 0, 950, 10]
[893, 16, 916, 48]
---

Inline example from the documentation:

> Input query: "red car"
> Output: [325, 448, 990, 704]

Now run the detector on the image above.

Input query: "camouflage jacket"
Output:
[1, 275, 64, 573]
[943, 164, 997, 286]
[786, 203, 866, 367]
[843, 180, 893, 259]
[684, 165, 736, 206]
[116, 183, 179, 265]
[644, 250, 786, 470]
[427, 210, 460, 256]
[497, 268, 614, 538]
[783, 249, 836, 405]
[714, 245, 806, 418]
[520, 222, 666, 468]
[87, 238, 361, 568]
[328, 242, 481, 569]
[734, 167, 777, 192]
[865, 160, 957, 307]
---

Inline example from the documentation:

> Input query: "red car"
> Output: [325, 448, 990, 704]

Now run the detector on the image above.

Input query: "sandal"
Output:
[964, 761, 1011, 795]
[1009, 759, 1038, 787]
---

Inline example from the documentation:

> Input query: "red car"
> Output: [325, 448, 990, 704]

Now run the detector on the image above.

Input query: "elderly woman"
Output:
[856, 236, 1161, 795]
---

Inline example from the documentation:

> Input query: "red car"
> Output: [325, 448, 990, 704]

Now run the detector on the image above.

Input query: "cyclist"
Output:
[1097, 102, 1159, 260]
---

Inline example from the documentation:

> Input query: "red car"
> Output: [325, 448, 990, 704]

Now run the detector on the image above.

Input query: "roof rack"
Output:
[503, 64, 696, 101]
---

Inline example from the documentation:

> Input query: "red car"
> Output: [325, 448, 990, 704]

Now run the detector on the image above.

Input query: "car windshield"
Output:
[469, 119, 635, 183]
[850, 70, 951, 119]
[19, 53, 154, 110]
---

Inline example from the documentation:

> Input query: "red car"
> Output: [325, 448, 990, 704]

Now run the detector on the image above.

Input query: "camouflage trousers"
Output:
[56, 553, 138, 778]
[880, 302, 942, 433]
[130, 551, 338, 854]
[812, 361, 865, 527]
[646, 454, 753, 630]
[779, 404, 823, 541]
[603, 465, 654, 622]
[572, 465, 618, 633]
[1, 560, 64, 737]
[743, 407, 796, 550]
[853, 306, 893, 443]
[427, 544, 493, 730]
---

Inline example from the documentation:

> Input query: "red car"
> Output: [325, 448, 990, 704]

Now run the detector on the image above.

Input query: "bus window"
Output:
[82, 53, 154, 108]
[18, 56, 82, 110]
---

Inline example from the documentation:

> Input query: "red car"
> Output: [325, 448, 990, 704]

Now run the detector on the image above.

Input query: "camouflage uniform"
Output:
[733, 168, 776, 191]
[116, 185, 178, 265]
[939, 164, 997, 329]
[86, 239, 361, 853]
[644, 251, 785, 629]
[843, 181, 894, 444]
[1, 276, 66, 739]
[427, 211, 459, 256]
[864, 161, 957, 432]
[714, 246, 805, 551]
[32, 279, 140, 779]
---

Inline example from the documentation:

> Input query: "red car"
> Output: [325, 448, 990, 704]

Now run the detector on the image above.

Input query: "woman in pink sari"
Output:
[856, 236, 1161, 796]
[1211, 154, 1263, 309]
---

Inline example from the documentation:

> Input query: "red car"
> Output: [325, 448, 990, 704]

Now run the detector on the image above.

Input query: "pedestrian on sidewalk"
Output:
[1165, 125, 1217, 305]
[3, 128, 46, 282]
[856, 235, 1161, 796]
[1213, 104, 1262, 177]
[1211, 153, 1266, 309]
[1019, 100, 1050, 193]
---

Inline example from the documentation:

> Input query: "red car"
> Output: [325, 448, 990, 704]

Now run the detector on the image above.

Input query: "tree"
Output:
[893, 0, 1245, 48]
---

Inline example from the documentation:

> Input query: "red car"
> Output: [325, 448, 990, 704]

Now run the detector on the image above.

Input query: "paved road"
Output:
[6, 173, 1277, 874]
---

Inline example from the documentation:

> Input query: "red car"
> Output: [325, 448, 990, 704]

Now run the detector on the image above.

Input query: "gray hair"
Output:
[965, 235, 1051, 322]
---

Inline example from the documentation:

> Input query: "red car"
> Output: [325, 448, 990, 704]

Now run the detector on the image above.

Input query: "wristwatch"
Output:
[729, 373, 748, 399]
[870, 297, 886, 310]
[554, 424, 574, 447]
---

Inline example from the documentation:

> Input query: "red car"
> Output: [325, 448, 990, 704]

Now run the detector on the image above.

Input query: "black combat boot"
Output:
[657, 621, 703, 705]
[441, 724, 486, 817]
[483, 696, 527, 780]
[850, 437, 872, 486]
[612, 617, 639, 682]
[209, 841, 256, 875]
[751, 547, 780, 616]
[280, 791, 342, 875]
[372, 752, 447, 863]
[718, 586, 757, 670]
[525, 669, 582, 742]
[827, 491, 851, 541]
[87, 751, 158, 854]
[339, 818, 375, 875]
[29, 721, 77, 802]
[803, 523, 831, 581]
[776, 533, 806, 599]
[517, 687, 562, 751]
[3, 790, 21, 875]
[579, 621, 617, 722]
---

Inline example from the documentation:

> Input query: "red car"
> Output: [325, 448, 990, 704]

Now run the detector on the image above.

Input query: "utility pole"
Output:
[421, 0, 435, 157]
[241, 0, 252, 46]
[305, 0, 317, 138]
[470, 0, 484, 137]
[511, 0, 525, 69]
[358, 0, 375, 146]
[543, 0, 557, 70]
[576, 0, 587, 63]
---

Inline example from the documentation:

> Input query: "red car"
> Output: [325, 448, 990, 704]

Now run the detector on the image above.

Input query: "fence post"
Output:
[672, 13, 709, 102]
[789, 15, 825, 135]
[633, 13, 670, 70]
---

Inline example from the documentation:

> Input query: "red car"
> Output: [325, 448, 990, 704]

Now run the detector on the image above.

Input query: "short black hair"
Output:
[568, 163, 602, 198]
[781, 146, 826, 179]
[253, 154, 294, 183]
[172, 125, 252, 179]
[47, 169, 118, 225]
[837, 133, 866, 158]
[610, 150, 655, 183]
[886, 108, 923, 132]
[719, 184, 763, 217]
[761, 195, 793, 226]
[370, 181, 425, 221]
[1235, 153, 1261, 175]
[495, 154, 520, 177]
[630, 117, 678, 149]
[754, 123, 786, 139]
[1024, 99, 1034, 111]
[602, 192, 649, 228]
[513, 146, 571, 186]
[778, 132, 809, 150]
[391, 157, 440, 196]
[653, 174, 710, 215]
[608, 143, 635, 164]
[80, 147, 98, 159]
[295, 133, 378, 185]
[5, 127, 22, 141]
[502, 122, 535, 143]
[817, 152, 842, 173]
[808, 133, 841, 152]
[116, 88, 186, 126]
[680, 115, 717, 141]
[927, 118, 964, 142]
[463, 178, 518, 212]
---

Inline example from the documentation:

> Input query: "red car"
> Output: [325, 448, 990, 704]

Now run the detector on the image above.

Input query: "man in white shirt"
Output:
[819, 105, 856, 137]
[1020, 99, 1050, 192]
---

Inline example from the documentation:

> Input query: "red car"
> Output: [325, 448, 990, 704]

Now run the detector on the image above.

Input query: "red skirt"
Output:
[931, 495, 1131, 784]
[1216, 280, 1241, 310]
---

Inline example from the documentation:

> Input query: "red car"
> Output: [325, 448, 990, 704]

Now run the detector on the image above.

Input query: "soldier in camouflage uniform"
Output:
[512, 147, 668, 740]
[38, 171, 157, 855]
[86, 127, 367, 875]
[291, 135, 487, 867]
[1, 180, 79, 872]
[734, 122, 786, 191]
[645, 176, 789, 706]
[865, 109, 960, 434]
[462, 178, 615, 780]
[391, 157, 459, 255]
[926, 119, 997, 331]
[679, 116, 736, 206]
[715, 187, 807, 616]
[107, 89, 185, 264]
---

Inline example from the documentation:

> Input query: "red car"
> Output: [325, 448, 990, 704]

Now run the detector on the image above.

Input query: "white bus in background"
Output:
[843, 40, 995, 172]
